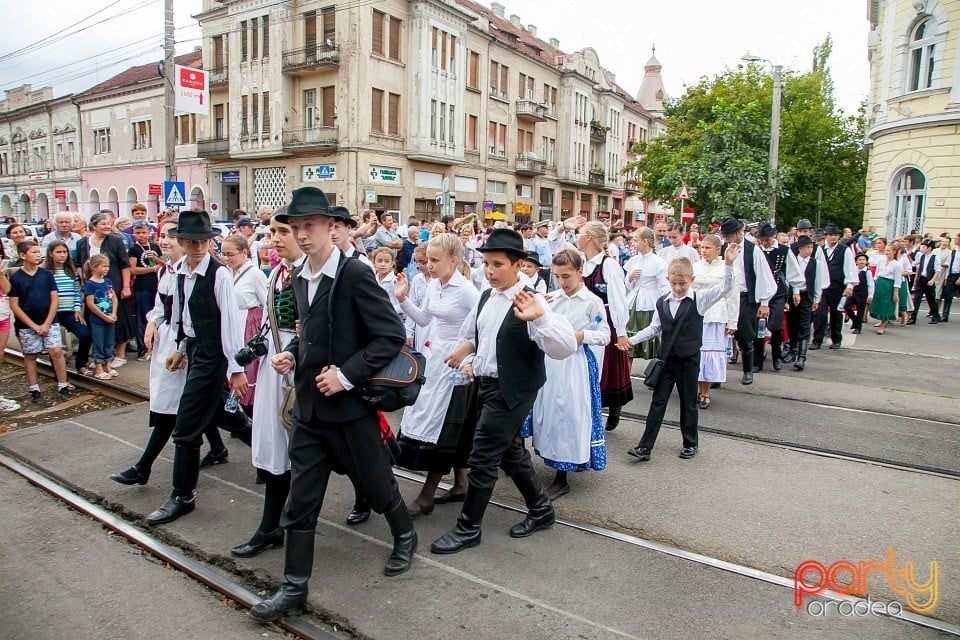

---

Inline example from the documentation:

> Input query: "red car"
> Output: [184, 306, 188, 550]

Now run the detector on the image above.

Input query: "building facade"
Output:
[865, 0, 960, 237]
[74, 51, 208, 219]
[0, 85, 82, 221]
[195, 0, 665, 224]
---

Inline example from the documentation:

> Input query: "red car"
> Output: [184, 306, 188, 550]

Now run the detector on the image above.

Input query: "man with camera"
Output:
[251, 187, 415, 624]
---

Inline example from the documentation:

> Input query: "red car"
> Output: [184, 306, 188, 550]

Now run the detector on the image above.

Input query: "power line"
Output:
[0, 0, 126, 63]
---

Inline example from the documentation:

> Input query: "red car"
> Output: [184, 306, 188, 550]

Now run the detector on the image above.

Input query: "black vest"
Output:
[176, 260, 224, 352]
[824, 244, 847, 289]
[853, 269, 868, 297]
[742, 239, 757, 295]
[761, 244, 789, 296]
[655, 295, 704, 359]
[919, 253, 936, 279]
[477, 287, 547, 409]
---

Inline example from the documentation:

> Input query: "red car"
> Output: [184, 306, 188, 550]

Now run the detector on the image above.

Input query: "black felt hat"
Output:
[796, 235, 814, 248]
[522, 250, 542, 267]
[477, 228, 528, 259]
[796, 219, 813, 230]
[823, 223, 842, 235]
[169, 210, 217, 241]
[275, 187, 331, 222]
[719, 217, 744, 237]
[327, 205, 358, 227]
[755, 222, 777, 239]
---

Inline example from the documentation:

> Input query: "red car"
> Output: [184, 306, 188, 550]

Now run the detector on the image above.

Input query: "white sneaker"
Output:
[0, 397, 21, 412]
[112, 358, 127, 368]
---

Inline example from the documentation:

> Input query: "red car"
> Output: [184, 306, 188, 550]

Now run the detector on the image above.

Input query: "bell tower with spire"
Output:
[636, 45, 666, 117]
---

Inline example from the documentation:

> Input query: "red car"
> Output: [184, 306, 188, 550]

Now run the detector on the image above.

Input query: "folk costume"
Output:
[622, 249, 669, 360]
[785, 236, 827, 371]
[755, 224, 789, 371]
[870, 257, 903, 322]
[941, 248, 959, 322]
[812, 225, 859, 347]
[692, 257, 739, 384]
[910, 245, 941, 324]
[845, 264, 875, 333]
[232, 258, 268, 407]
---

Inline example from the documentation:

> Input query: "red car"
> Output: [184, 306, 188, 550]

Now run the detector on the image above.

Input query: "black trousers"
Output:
[814, 287, 844, 345]
[467, 378, 539, 493]
[172, 338, 228, 447]
[281, 411, 399, 531]
[734, 293, 759, 352]
[845, 293, 868, 332]
[638, 354, 699, 451]
[787, 292, 814, 343]
[941, 274, 958, 300]
[912, 277, 940, 319]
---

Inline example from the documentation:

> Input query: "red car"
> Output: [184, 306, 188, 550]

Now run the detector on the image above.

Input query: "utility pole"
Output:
[163, 0, 176, 185]
[768, 65, 782, 226]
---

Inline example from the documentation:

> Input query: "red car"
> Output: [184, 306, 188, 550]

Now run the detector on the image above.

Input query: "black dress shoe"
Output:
[146, 493, 196, 525]
[346, 506, 371, 526]
[431, 516, 482, 554]
[231, 528, 284, 558]
[929, 318, 939, 324]
[710, 382, 721, 389]
[627, 446, 651, 461]
[110, 465, 150, 486]
[547, 484, 570, 501]
[772, 358, 783, 371]
[829, 343, 841, 350]
[433, 489, 467, 504]
[199, 449, 228, 468]
[741, 371, 754, 385]
[679, 447, 698, 459]
[809, 342, 822, 350]
[407, 501, 435, 518]
[509, 505, 555, 538]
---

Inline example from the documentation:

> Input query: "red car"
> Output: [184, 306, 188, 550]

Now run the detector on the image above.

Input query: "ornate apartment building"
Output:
[865, 0, 960, 237]
[195, 0, 666, 223]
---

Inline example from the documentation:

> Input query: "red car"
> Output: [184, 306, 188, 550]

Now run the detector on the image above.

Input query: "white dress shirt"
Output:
[693, 258, 740, 328]
[823, 242, 860, 287]
[623, 250, 670, 311]
[172, 253, 246, 376]
[545, 285, 610, 347]
[400, 270, 479, 343]
[458, 278, 577, 378]
[943, 249, 960, 275]
[657, 242, 700, 264]
[734, 239, 777, 305]
[859, 267, 876, 299]
[629, 266, 735, 346]
[786, 252, 827, 305]
[915, 252, 941, 280]
[877, 259, 903, 286]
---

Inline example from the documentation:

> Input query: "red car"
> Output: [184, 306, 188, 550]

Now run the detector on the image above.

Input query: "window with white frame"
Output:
[132, 120, 152, 150]
[487, 180, 507, 195]
[907, 18, 940, 92]
[93, 128, 110, 155]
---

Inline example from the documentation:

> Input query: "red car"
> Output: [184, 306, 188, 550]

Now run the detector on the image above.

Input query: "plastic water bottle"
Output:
[448, 371, 471, 386]
[757, 318, 770, 339]
[837, 296, 848, 311]
[224, 391, 239, 413]
[725, 336, 734, 358]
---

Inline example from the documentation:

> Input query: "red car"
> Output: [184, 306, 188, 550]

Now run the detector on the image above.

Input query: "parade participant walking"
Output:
[252, 188, 414, 623]
[909, 239, 942, 324]
[393, 233, 480, 517]
[520, 251, 548, 293]
[941, 236, 959, 322]
[231, 209, 304, 559]
[845, 253, 874, 334]
[719, 218, 776, 384]
[870, 244, 903, 334]
[658, 222, 699, 264]
[622, 227, 669, 373]
[145, 211, 248, 526]
[527, 249, 609, 499]
[785, 236, 825, 369]
[812, 224, 859, 348]
[45, 240, 92, 376]
[623, 244, 739, 462]
[754, 223, 789, 371]
[692, 235, 739, 409]
[430, 228, 576, 555]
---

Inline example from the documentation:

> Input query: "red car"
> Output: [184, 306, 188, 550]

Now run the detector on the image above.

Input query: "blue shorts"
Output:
[18, 324, 63, 354]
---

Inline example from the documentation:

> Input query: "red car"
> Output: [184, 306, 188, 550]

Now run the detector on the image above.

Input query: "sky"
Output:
[0, 0, 871, 114]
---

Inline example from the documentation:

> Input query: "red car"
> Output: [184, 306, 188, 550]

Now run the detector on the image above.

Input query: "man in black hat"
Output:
[520, 250, 548, 293]
[909, 239, 942, 324]
[145, 210, 249, 526]
[328, 205, 372, 267]
[719, 217, 776, 384]
[812, 223, 859, 348]
[754, 223, 789, 371]
[785, 235, 825, 370]
[251, 187, 415, 623]
[431, 228, 576, 555]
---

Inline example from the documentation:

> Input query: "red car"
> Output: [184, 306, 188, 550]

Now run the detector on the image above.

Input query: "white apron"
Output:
[399, 337, 458, 444]
[250, 325, 293, 474]
[530, 344, 597, 465]
[148, 273, 187, 414]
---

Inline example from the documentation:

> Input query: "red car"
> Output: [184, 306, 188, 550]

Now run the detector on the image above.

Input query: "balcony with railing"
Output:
[282, 126, 339, 149]
[515, 153, 546, 176]
[589, 169, 610, 189]
[589, 122, 608, 143]
[624, 179, 642, 193]
[282, 41, 340, 72]
[197, 137, 230, 158]
[208, 66, 228, 87]
[516, 99, 547, 123]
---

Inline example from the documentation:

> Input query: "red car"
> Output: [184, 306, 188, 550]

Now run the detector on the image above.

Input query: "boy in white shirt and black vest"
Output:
[431, 229, 577, 555]
[845, 253, 874, 334]
[909, 239, 942, 324]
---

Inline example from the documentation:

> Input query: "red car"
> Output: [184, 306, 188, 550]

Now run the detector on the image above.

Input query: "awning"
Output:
[485, 211, 507, 220]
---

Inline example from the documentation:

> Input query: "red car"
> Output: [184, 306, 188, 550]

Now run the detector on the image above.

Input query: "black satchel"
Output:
[642, 358, 664, 389]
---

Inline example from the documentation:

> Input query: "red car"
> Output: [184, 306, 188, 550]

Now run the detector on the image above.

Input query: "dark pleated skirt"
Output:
[397, 382, 478, 474]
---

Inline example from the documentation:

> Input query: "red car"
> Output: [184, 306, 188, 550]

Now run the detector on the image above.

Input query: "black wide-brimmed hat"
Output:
[823, 223, 842, 235]
[719, 217, 744, 237]
[522, 250, 542, 267]
[796, 219, 813, 230]
[169, 210, 217, 240]
[796, 235, 814, 248]
[275, 187, 331, 223]
[755, 222, 777, 239]
[477, 228, 527, 259]
[327, 205, 358, 227]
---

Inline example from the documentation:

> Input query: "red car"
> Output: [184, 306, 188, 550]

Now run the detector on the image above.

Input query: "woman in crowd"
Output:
[76, 212, 135, 367]
[870, 242, 903, 335]
[526, 249, 609, 499]
[897, 241, 913, 326]
[692, 235, 739, 408]
[220, 234, 268, 418]
[393, 233, 480, 515]
[3, 223, 28, 271]
[622, 227, 669, 375]
[45, 240, 92, 375]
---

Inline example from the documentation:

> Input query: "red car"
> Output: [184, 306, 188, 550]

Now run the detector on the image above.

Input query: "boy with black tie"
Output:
[252, 188, 414, 623]
[431, 229, 576, 555]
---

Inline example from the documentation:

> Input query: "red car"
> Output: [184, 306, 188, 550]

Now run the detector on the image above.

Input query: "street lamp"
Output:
[742, 53, 782, 226]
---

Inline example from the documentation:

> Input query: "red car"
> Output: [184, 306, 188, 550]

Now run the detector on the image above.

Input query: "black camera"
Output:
[235, 325, 269, 367]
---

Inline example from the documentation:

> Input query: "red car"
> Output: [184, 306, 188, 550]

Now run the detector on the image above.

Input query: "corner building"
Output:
[864, 0, 960, 237]
[196, 0, 666, 223]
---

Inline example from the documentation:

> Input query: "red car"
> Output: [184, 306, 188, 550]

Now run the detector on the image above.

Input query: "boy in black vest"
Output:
[431, 229, 576, 555]
[754, 223, 789, 371]
[941, 236, 959, 322]
[909, 240, 941, 324]
[812, 224, 859, 349]
[845, 253, 874, 334]
[623, 244, 739, 462]
[785, 236, 825, 371]
[146, 211, 248, 525]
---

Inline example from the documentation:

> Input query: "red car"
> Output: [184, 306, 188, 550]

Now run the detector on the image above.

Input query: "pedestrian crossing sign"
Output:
[164, 181, 186, 207]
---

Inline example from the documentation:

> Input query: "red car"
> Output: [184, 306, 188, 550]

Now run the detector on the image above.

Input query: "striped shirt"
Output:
[53, 268, 82, 312]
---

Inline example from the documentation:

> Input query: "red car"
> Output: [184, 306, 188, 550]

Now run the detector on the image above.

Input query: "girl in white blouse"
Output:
[622, 227, 669, 361]
[221, 235, 268, 413]
[692, 235, 739, 408]
[870, 244, 904, 334]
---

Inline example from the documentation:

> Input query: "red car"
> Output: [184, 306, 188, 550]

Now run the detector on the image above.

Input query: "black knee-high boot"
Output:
[250, 528, 315, 623]
[943, 298, 952, 322]
[383, 494, 417, 576]
[752, 338, 766, 372]
[741, 349, 755, 385]
[430, 487, 492, 554]
[605, 405, 622, 432]
[770, 332, 783, 371]
[232, 470, 290, 558]
[508, 468, 555, 538]
[111, 412, 175, 485]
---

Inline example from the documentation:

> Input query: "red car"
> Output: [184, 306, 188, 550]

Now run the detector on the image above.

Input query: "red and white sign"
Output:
[174, 65, 209, 116]
[54, 189, 66, 199]
[148, 183, 163, 196]
[681, 206, 695, 223]
[678, 184, 691, 200]
[28, 189, 36, 203]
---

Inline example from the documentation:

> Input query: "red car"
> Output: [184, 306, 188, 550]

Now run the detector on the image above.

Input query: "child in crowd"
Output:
[622, 244, 740, 462]
[846, 253, 874, 334]
[520, 251, 548, 294]
[128, 221, 162, 361]
[526, 249, 609, 499]
[45, 240, 92, 375]
[8, 241, 72, 402]
[408, 244, 433, 352]
[370, 247, 403, 318]
[84, 254, 118, 380]
[623, 227, 670, 363]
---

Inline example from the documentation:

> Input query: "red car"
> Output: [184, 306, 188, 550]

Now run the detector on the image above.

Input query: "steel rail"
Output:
[0, 452, 339, 640]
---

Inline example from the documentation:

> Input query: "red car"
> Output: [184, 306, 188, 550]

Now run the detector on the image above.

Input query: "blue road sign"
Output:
[163, 181, 186, 207]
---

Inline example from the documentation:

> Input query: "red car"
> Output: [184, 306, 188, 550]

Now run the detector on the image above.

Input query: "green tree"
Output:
[627, 36, 866, 230]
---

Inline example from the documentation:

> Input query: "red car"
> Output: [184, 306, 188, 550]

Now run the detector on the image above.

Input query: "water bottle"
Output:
[224, 391, 239, 413]
[757, 318, 770, 339]
[725, 336, 734, 358]
[837, 296, 847, 312]
[448, 371, 471, 386]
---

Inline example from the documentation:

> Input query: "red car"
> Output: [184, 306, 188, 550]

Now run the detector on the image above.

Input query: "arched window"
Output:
[888, 167, 927, 237]
[908, 18, 938, 92]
